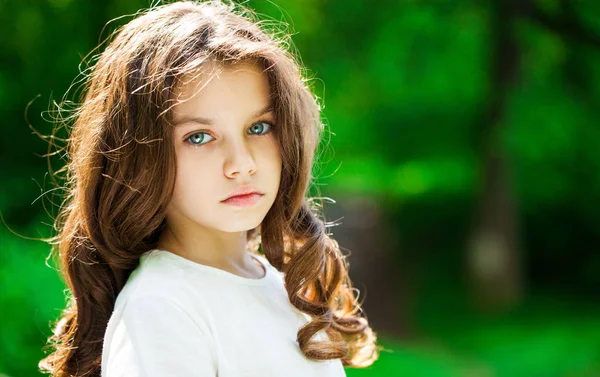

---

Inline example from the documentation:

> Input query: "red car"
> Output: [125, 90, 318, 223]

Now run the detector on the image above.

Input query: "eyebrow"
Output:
[173, 104, 274, 126]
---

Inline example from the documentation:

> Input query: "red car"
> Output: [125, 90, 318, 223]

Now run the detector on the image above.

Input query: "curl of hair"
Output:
[38, 1, 380, 376]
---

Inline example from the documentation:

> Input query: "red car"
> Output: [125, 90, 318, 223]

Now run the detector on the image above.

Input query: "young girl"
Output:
[38, 1, 380, 376]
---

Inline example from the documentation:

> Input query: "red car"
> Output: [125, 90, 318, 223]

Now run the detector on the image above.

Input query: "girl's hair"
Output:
[38, 1, 380, 375]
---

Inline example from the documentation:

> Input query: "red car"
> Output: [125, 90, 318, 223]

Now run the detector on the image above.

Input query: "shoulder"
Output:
[122, 294, 210, 333]
[113, 250, 208, 323]
[109, 288, 214, 348]
[102, 290, 217, 376]
[118, 249, 188, 298]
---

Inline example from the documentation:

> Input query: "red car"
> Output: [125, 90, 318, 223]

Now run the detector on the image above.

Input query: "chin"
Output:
[218, 216, 265, 233]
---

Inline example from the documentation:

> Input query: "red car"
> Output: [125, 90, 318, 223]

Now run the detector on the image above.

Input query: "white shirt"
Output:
[101, 248, 346, 377]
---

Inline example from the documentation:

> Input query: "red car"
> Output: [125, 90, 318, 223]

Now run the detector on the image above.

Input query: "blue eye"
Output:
[248, 121, 272, 135]
[185, 121, 274, 147]
[186, 132, 215, 146]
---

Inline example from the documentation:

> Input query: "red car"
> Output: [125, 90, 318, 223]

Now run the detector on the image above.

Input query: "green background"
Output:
[1, 0, 599, 376]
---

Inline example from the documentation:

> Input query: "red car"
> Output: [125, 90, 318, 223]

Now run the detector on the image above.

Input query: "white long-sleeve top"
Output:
[101, 248, 346, 377]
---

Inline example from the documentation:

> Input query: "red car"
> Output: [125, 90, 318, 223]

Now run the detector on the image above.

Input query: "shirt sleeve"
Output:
[102, 294, 217, 377]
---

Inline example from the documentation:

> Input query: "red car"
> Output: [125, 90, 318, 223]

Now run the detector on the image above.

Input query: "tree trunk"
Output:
[466, 0, 523, 312]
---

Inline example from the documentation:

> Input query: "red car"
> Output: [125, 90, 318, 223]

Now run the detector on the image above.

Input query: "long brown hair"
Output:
[38, 1, 380, 375]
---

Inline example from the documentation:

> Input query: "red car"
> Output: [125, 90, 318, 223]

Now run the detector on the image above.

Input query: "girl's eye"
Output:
[185, 121, 274, 147]
[186, 132, 215, 146]
[248, 121, 272, 135]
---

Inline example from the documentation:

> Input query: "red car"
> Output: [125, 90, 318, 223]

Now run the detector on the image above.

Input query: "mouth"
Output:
[221, 193, 264, 207]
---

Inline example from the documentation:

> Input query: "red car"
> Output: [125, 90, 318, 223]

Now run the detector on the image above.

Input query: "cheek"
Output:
[260, 137, 282, 166]
[264, 142, 283, 186]
[172, 152, 214, 199]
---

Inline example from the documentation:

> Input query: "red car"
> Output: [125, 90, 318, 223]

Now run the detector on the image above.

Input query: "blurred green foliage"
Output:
[1, 0, 599, 376]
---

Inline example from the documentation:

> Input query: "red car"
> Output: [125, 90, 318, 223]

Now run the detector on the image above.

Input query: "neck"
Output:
[157, 223, 251, 267]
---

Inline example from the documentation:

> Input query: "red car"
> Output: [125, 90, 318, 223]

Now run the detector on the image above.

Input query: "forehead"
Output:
[171, 61, 272, 122]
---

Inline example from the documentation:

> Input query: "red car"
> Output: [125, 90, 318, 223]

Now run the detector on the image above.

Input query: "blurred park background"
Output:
[1, 0, 599, 376]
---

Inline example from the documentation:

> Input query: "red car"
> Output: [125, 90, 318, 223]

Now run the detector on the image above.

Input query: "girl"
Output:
[38, 1, 380, 376]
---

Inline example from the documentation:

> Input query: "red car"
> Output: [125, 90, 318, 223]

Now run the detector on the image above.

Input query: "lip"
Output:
[222, 185, 264, 202]
[221, 193, 264, 207]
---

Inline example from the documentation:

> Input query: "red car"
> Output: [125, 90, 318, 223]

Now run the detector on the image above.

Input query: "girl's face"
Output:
[166, 61, 282, 234]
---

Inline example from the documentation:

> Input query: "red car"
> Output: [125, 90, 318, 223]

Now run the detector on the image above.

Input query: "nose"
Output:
[223, 139, 257, 178]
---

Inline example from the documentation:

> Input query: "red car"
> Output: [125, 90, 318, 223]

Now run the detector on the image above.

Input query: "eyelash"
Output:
[184, 120, 275, 148]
